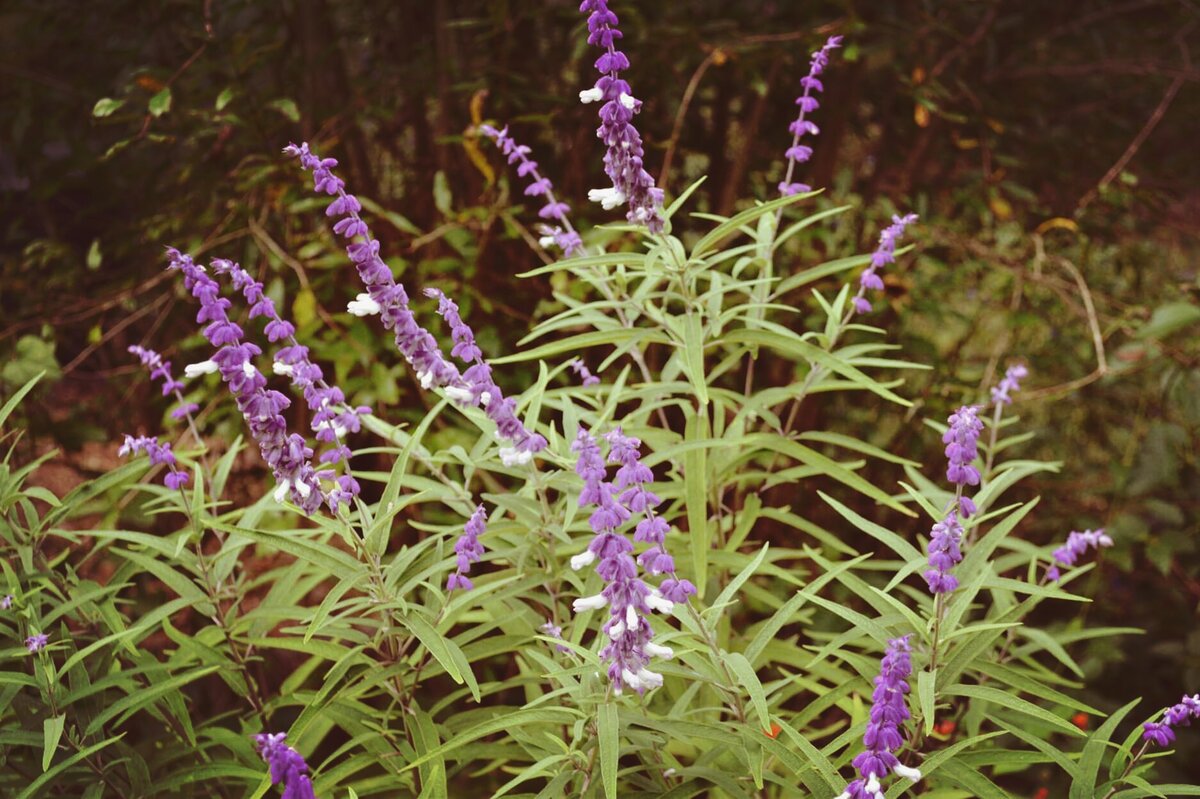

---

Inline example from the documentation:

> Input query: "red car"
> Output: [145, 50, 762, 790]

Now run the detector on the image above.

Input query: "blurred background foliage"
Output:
[2, 0, 1198, 782]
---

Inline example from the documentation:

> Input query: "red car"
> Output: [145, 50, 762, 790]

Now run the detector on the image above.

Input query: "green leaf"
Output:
[818, 491, 923, 559]
[401, 613, 464, 686]
[685, 411, 710, 592]
[41, 715, 64, 771]
[148, 88, 172, 117]
[918, 670, 936, 735]
[1136, 301, 1200, 340]
[722, 328, 912, 407]
[215, 87, 235, 111]
[268, 97, 300, 122]
[92, 97, 125, 117]
[691, 191, 815, 258]
[681, 312, 708, 406]
[0, 372, 43, 429]
[943, 684, 1085, 738]
[433, 170, 453, 215]
[725, 652, 770, 730]
[708, 544, 769, 629]
[598, 703, 618, 799]
[401, 708, 579, 772]
[1072, 698, 1141, 799]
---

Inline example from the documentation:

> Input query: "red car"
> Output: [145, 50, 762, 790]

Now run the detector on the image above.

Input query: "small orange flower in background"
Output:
[1072, 712, 1090, 730]
[765, 722, 782, 739]
[935, 719, 957, 736]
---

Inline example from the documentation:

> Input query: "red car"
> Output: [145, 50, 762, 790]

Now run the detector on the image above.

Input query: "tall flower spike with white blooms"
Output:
[285, 142, 462, 392]
[570, 427, 676, 693]
[578, 0, 665, 231]
[167, 248, 327, 515]
[210, 258, 367, 511]
[425, 288, 546, 465]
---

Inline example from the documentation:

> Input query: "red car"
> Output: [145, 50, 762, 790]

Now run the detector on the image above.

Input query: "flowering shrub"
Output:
[2, 6, 1198, 798]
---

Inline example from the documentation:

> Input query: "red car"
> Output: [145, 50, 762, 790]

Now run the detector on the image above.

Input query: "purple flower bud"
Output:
[447, 505, 488, 592]
[478, 125, 586, 257]
[569, 359, 601, 387]
[1045, 528, 1113, 581]
[253, 733, 316, 799]
[943, 405, 983, 487]
[25, 633, 48, 653]
[990, 363, 1029, 406]
[0, 595, 12, 610]
[852, 214, 918, 316]
[836, 636, 921, 797]
[924, 512, 964, 595]
[118, 434, 191, 490]
[777, 36, 841, 199]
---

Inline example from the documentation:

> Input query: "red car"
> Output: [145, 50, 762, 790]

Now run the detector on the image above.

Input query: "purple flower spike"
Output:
[284, 143, 461, 393]
[478, 124, 585, 257]
[425, 287, 546, 465]
[541, 620, 571, 654]
[836, 636, 922, 799]
[990, 363, 1029, 406]
[128, 344, 200, 423]
[570, 359, 601, 387]
[1045, 528, 1113, 581]
[569, 427, 677, 694]
[578, 0, 665, 232]
[943, 405, 983, 487]
[1142, 694, 1200, 747]
[852, 214, 918, 315]
[25, 633, 49, 653]
[1, 595, 12, 610]
[253, 733, 316, 799]
[167, 249, 325, 515]
[447, 504, 487, 592]
[778, 36, 841, 196]
[118, 434, 191, 491]
[210, 258, 368, 511]
[923, 512, 964, 594]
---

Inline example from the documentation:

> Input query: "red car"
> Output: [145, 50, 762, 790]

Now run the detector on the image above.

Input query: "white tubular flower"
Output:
[579, 87, 604, 103]
[417, 370, 435, 389]
[184, 359, 218, 378]
[273, 480, 292, 503]
[636, 668, 663, 689]
[572, 593, 608, 612]
[294, 480, 312, 499]
[893, 764, 922, 782]
[241, 361, 256, 378]
[272, 361, 294, 376]
[443, 385, 473, 404]
[570, 550, 596, 570]
[645, 592, 674, 614]
[624, 604, 639, 631]
[607, 620, 625, 639]
[346, 293, 381, 316]
[499, 447, 533, 467]
[618, 92, 637, 110]
[620, 668, 642, 691]
[479, 390, 493, 407]
[588, 187, 627, 210]
[644, 642, 674, 659]
[538, 234, 557, 248]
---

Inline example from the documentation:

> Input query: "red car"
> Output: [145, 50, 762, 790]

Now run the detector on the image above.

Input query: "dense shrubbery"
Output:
[3, 2, 1200, 797]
